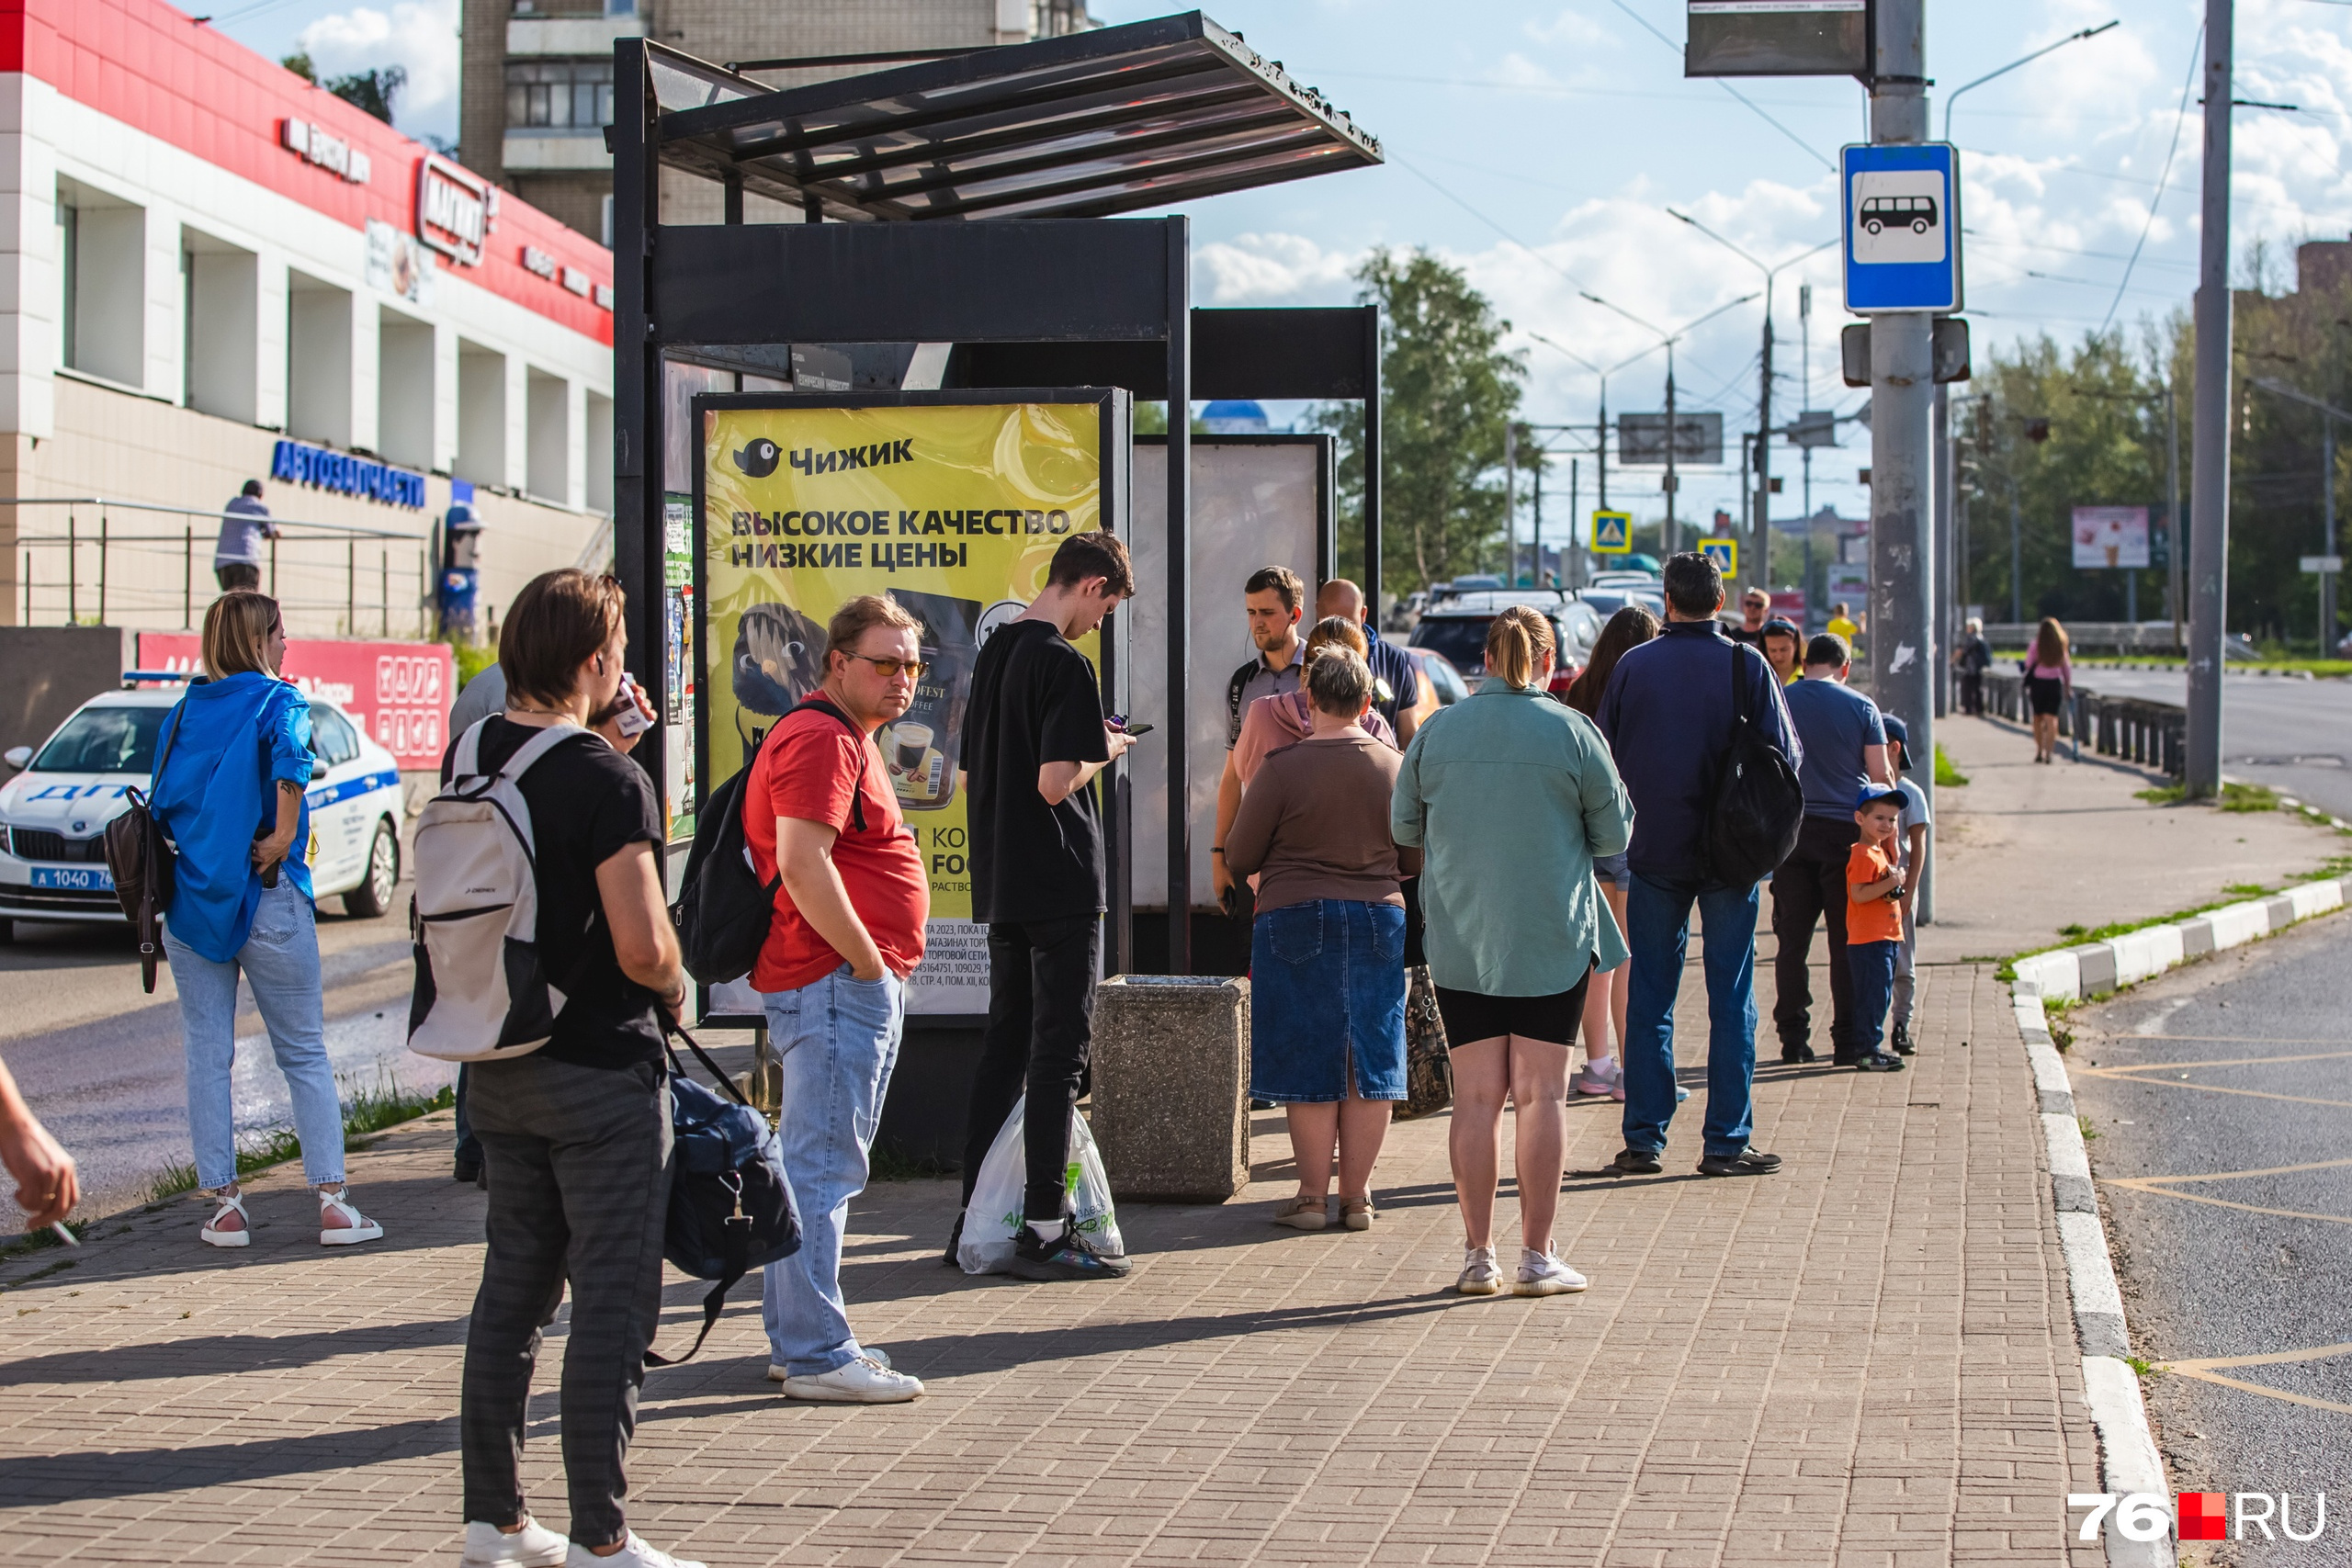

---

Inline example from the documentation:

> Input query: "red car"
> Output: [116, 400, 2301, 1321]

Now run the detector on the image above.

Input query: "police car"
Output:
[0, 678, 405, 941]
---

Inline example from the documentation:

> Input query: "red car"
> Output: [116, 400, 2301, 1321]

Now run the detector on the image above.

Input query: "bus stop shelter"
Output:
[611, 14, 1385, 976]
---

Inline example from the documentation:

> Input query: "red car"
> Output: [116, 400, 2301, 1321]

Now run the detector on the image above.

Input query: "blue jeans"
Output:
[759, 964, 905, 1377]
[1622, 873, 1762, 1160]
[1848, 939, 1899, 1054]
[163, 878, 345, 1191]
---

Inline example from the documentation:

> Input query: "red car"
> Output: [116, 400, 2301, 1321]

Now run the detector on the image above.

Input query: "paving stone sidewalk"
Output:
[0, 952, 2103, 1568]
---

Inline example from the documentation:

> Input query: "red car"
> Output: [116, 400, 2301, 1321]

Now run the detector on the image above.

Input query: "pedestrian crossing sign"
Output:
[1591, 511, 1632, 554]
[1700, 536, 1738, 575]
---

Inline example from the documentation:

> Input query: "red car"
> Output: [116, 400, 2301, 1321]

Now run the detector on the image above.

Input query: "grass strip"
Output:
[1933, 744, 1968, 787]
[142, 1075, 457, 1204]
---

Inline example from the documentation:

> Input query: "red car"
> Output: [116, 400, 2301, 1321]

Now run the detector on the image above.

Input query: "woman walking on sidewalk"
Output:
[1394, 608, 1632, 1298]
[2022, 617, 2072, 764]
[154, 592, 381, 1251]
[1562, 604, 1658, 1102]
[1225, 646, 1415, 1234]
[447, 570, 700, 1568]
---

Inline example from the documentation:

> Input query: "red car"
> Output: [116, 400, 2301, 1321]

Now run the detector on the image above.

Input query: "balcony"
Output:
[503, 130, 613, 172]
[508, 13, 644, 58]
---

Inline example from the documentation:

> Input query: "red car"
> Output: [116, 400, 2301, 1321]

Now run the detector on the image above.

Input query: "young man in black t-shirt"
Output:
[953, 531, 1136, 1281]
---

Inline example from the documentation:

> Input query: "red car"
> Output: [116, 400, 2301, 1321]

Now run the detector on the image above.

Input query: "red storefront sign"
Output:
[137, 636, 453, 770]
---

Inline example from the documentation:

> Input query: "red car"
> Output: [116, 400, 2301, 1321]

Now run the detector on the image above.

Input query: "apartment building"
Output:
[462, 0, 1098, 243]
[2, 0, 618, 636]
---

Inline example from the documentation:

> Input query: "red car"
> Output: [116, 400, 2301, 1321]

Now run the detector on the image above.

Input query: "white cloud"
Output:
[1523, 9, 1612, 50]
[1194, 232, 1363, 304]
[297, 0, 460, 141]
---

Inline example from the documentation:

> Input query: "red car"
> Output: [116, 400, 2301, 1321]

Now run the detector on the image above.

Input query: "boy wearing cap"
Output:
[1845, 786, 1909, 1073]
[1879, 716, 1931, 1055]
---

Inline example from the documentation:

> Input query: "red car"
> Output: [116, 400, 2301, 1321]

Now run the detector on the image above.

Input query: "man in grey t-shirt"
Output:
[212, 479, 277, 592]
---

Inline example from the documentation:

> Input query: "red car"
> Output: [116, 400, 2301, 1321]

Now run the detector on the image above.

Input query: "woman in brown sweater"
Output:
[1225, 646, 1418, 1232]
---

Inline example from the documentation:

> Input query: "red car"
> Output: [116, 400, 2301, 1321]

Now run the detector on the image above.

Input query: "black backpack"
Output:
[1703, 643, 1805, 888]
[644, 1019, 800, 1367]
[673, 697, 867, 985]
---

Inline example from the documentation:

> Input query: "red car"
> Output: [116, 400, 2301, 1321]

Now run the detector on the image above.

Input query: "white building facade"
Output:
[2, 0, 617, 637]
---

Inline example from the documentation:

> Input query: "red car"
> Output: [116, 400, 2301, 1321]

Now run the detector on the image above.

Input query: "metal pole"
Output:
[1165, 216, 1193, 974]
[2166, 379, 2183, 649]
[1567, 457, 1579, 587]
[1503, 421, 1517, 581]
[1532, 446, 1544, 585]
[1363, 305, 1384, 616]
[348, 538, 357, 635]
[184, 525, 193, 626]
[382, 548, 390, 637]
[1664, 347, 1679, 555]
[1757, 292, 1773, 600]
[1597, 376, 1609, 512]
[66, 510, 74, 624]
[1869, 0, 1934, 863]
[2009, 482, 2023, 625]
[97, 512, 107, 624]
[269, 533, 277, 599]
[1933, 384, 1951, 717]
[2185, 0, 2234, 799]
[2324, 417, 2337, 654]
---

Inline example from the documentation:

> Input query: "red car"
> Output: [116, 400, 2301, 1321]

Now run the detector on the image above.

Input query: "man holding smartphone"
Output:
[953, 532, 1136, 1281]
[743, 594, 932, 1402]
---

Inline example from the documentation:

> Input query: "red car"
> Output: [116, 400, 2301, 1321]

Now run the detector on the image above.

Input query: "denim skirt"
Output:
[1250, 898, 1408, 1103]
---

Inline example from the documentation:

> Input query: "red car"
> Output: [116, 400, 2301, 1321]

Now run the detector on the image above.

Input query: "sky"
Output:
[176, 0, 2352, 555]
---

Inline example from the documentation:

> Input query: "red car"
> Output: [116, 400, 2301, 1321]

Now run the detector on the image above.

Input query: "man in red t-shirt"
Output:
[743, 593, 930, 1404]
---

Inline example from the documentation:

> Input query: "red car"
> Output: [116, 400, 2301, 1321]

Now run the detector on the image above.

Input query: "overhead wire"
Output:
[2101, 23, 2204, 334]
[1600, 0, 1839, 173]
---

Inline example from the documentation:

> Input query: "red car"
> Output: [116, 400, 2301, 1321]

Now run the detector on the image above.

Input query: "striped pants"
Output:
[460, 1053, 673, 1549]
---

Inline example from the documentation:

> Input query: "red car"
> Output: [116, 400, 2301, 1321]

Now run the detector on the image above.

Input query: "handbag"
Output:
[644, 1015, 801, 1368]
[102, 704, 188, 995]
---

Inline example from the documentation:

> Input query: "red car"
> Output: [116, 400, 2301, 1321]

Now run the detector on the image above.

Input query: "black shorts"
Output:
[1435, 967, 1594, 1049]
[2027, 674, 2065, 716]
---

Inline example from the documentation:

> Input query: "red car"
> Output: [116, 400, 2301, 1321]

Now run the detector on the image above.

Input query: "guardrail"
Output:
[1983, 670, 2186, 777]
[1982, 620, 2182, 654]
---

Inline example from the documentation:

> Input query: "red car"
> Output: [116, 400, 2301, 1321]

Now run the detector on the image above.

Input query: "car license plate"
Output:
[31, 865, 113, 892]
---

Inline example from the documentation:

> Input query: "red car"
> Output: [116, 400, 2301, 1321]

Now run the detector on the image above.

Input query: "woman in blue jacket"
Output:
[153, 592, 380, 1249]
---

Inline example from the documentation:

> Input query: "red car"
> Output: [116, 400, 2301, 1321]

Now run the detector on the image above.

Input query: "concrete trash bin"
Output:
[1090, 975, 1250, 1202]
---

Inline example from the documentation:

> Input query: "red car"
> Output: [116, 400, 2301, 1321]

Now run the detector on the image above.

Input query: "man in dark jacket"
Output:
[1599, 553, 1802, 1179]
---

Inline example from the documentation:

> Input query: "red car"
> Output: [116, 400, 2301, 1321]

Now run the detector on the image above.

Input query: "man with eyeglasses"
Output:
[743, 593, 932, 1403]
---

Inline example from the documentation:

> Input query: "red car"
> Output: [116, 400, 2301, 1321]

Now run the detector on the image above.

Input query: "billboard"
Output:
[136, 635, 452, 769]
[2073, 505, 2151, 570]
[1618, 412, 1725, 466]
[696, 391, 1128, 1019]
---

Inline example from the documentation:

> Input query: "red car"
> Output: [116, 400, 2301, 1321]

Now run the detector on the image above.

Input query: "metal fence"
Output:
[9, 496, 432, 637]
[1981, 620, 2182, 654]
[1983, 670, 2186, 777]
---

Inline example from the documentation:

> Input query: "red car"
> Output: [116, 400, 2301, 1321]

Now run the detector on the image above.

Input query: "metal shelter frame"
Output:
[610, 20, 1384, 979]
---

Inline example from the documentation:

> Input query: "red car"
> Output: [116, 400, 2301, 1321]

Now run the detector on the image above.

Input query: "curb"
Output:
[2010, 874, 2351, 1003]
[2013, 983, 2176, 1568]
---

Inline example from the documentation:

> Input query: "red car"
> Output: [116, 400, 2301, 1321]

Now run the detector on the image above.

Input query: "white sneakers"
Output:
[1456, 1246, 1503, 1296]
[461, 1517, 567, 1568]
[1513, 1248, 1589, 1297]
[460, 1521, 702, 1568]
[562, 1533, 707, 1568]
[773, 1353, 923, 1403]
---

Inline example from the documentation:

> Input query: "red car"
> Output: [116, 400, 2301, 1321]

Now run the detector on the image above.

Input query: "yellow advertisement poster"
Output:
[699, 397, 1116, 1016]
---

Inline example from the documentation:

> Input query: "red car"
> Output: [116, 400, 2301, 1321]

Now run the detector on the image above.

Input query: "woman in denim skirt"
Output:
[1224, 647, 1417, 1233]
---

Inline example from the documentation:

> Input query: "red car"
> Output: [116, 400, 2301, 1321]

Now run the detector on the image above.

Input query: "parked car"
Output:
[0, 680, 404, 940]
[1404, 646, 1472, 707]
[1408, 588, 1605, 697]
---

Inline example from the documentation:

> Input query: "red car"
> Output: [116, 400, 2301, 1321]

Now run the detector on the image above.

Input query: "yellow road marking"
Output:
[2105, 1035, 2352, 1045]
[2102, 1182, 2352, 1228]
[2114, 1156, 2352, 1185]
[2167, 1340, 2352, 1371]
[2075, 1048, 2352, 1076]
[2162, 1368, 2352, 1417]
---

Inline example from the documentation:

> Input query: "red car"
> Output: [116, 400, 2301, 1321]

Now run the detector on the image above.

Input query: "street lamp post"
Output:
[1666, 218, 1837, 601]
[2249, 377, 2351, 652]
[1527, 333, 1668, 544]
[2186, 0, 2236, 799]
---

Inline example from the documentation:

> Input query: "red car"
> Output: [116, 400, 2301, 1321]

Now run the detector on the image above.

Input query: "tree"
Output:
[1314, 248, 1526, 600]
[280, 52, 406, 124]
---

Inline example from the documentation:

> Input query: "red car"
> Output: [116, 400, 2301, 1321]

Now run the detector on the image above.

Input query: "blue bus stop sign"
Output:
[1841, 142, 1962, 314]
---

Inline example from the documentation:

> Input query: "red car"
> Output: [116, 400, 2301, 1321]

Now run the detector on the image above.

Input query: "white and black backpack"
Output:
[407, 718, 583, 1063]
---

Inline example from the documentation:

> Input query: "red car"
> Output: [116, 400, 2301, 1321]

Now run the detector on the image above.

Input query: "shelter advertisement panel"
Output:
[695, 391, 1129, 1021]
[2072, 506, 2150, 570]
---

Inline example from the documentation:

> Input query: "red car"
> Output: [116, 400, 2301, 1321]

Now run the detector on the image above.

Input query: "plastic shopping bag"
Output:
[956, 1093, 1127, 1275]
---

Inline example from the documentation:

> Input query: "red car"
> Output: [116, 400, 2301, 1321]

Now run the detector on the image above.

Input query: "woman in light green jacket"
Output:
[1391, 606, 1633, 1298]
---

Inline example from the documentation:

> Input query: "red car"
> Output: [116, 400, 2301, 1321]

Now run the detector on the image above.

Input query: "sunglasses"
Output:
[852, 654, 927, 680]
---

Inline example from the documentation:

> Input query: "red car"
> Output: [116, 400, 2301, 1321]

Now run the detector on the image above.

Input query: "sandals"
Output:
[199, 1191, 251, 1248]
[1340, 1199, 1376, 1232]
[319, 1189, 384, 1247]
[1271, 1195, 1328, 1231]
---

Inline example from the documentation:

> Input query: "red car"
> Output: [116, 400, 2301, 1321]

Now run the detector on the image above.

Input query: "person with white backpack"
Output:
[414, 570, 698, 1568]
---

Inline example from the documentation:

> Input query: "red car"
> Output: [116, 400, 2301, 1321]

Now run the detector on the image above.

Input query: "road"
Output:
[2072, 912, 2352, 1562]
[2074, 668, 2352, 820]
[0, 887, 441, 1215]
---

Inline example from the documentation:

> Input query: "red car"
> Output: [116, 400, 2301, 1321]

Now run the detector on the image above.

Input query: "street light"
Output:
[1942, 20, 2121, 143]
[1573, 289, 1761, 555]
[1525, 330, 1665, 521]
[2250, 376, 2348, 652]
[1664, 217, 1838, 596]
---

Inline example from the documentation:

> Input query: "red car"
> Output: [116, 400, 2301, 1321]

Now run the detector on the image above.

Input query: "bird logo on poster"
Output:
[732, 438, 783, 478]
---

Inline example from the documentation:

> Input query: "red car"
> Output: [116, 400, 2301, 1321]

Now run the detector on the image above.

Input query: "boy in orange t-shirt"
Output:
[1844, 786, 1909, 1071]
